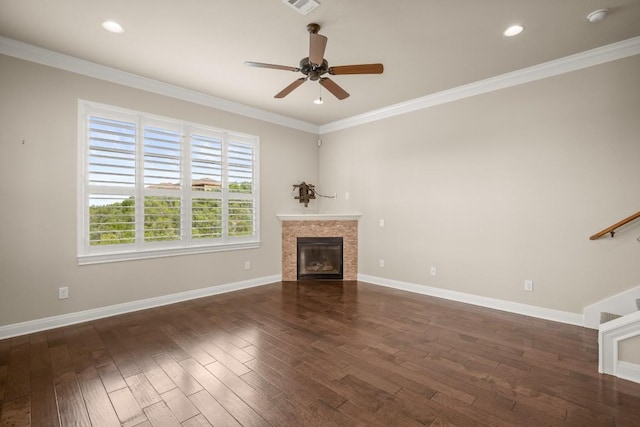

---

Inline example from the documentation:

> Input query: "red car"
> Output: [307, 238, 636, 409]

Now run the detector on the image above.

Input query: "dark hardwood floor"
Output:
[1, 281, 640, 426]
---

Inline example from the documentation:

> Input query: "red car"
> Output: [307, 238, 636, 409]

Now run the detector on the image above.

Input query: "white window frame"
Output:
[77, 100, 260, 264]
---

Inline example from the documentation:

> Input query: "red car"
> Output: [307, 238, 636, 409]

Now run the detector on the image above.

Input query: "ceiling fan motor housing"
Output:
[299, 57, 329, 80]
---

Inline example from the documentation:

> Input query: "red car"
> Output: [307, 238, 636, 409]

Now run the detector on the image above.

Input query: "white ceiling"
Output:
[1, 0, 639, 126]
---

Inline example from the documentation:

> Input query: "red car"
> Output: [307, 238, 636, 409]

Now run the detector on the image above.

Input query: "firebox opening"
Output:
[297, 237, 344, 280]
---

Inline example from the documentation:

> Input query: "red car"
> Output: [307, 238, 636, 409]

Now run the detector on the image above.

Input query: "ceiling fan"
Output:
[244, 23, 384, 100]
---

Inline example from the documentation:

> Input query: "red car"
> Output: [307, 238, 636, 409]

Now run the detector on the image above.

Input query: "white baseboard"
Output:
[0, 274, 586, 340]
[358, 274, 583, 326]
[0, 275, 281, 340]
[616, 361, 640, 384]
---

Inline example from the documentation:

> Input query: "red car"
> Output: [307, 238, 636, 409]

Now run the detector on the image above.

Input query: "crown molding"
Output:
[320, 36, 640, 134]
[2, 35, 639, 136]
[0, 36, 320, 134]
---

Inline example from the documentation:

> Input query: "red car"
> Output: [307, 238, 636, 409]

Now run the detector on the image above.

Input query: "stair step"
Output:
[601, 312, 623, 324]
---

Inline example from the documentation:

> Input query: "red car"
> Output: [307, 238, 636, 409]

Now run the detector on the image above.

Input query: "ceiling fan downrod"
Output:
[306, 23, 321, 34]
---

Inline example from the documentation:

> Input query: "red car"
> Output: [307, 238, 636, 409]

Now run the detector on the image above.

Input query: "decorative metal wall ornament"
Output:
[293, 182, 316, 207]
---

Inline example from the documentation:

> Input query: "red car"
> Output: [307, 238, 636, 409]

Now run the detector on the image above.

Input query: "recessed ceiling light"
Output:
[504, 24, 524, 37]
[102, 20, 124, 34]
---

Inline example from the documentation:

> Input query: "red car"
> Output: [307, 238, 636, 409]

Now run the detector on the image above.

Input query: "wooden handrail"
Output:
[589, 210, 640, 240]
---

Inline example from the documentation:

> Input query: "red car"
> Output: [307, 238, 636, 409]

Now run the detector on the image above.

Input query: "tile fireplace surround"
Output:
[277, 214, 361, 281]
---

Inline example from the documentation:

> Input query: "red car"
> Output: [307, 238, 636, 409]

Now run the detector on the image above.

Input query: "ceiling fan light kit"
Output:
[245, 23, 384, 101]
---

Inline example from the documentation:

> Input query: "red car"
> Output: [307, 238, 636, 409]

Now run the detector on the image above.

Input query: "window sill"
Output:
[77, 241, 260, 265]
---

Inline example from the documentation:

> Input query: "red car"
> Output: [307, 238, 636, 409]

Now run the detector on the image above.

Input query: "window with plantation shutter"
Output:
[228, 138, 256, 237]
[191, 130, 223, 239]
[143, 122, 183, 243]
[87, 116, 137, 247]
[78, 101, 259, 264]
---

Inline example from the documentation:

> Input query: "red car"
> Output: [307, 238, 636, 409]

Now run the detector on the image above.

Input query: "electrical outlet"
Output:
[244, 261, 251, 270]
[58, 287, 69, 299]
[524, 280, 533, 292]
[379, 219, 385, 227]
[379, 259, 385, 268]
[430, 266, 437, 276]
[345, 192, 350, 200]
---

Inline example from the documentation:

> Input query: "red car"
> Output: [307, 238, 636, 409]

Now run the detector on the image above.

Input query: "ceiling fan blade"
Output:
[319, 78, 350, 100]
[275, 78, 307, 98]
[244, 61, 299, 72]
[309, 32, 327, 65]
[329, 64, 384, 75]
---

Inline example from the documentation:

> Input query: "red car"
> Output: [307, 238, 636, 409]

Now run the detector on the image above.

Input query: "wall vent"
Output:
[283, 0, 320, 15]
[601, 312, 623, 324]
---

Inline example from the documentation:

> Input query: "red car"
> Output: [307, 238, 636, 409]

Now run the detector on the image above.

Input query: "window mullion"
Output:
[183, 125, 192, 245]
[222, 132, 229, 242]
[79, 107, 90, 255]
[135, 115, 145, 249]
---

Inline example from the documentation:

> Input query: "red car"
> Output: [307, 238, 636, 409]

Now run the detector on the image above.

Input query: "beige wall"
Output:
[619, 295, 640, 366]
[1, 51, 639, 328]
[620, 335, 640, 365]
[318, 55, 640, 314]
[0, 55, 319, 327]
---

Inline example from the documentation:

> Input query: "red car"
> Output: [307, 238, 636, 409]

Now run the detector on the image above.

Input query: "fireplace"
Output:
[278, 214, 360, 281]
[297, 237, 344, 280]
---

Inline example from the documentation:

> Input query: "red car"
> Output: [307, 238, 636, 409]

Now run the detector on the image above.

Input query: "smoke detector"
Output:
[283, 0, 320, 15]
[587, 9, 608, 23]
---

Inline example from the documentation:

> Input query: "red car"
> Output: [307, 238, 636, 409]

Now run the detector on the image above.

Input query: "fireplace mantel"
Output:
[277, 213, 362, 221]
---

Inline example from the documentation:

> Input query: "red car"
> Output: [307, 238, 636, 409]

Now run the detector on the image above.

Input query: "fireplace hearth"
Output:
[297, 237, 343, 280]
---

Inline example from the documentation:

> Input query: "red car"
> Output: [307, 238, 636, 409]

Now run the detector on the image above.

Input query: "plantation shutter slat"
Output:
[88, 195, 136, 246]
[191, 132, 223, 189]
[226, 139, 255, 236]
[87, 115, 138, 247]
[227, 141, 254, 194]
[190, 131, 224, 239]
[88, 116, 137, 188]
[144, 125, 182, 189]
